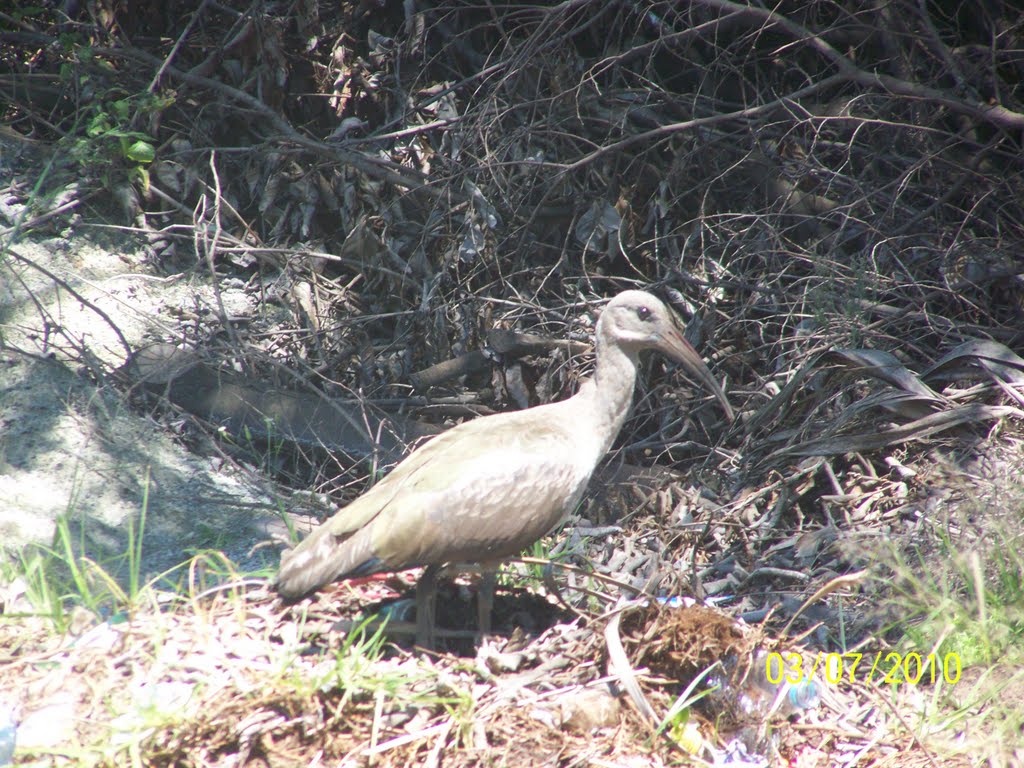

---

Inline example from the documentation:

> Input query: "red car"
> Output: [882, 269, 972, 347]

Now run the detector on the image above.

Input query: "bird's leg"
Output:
[477, 568, 498, 645]
[415, 564, 440, 649]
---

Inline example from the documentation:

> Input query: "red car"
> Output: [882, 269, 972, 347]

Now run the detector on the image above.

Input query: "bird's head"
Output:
[598, 290, 734, 421]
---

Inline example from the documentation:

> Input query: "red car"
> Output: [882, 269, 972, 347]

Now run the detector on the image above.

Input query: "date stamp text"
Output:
[766, 651, 962, 686]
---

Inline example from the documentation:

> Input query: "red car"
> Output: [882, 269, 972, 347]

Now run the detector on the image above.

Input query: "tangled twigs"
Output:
[93, 46, 455, 200]
[694, 0, 1024, 131]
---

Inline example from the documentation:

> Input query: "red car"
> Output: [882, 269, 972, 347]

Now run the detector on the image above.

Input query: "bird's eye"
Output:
[636, 306, 652, 321]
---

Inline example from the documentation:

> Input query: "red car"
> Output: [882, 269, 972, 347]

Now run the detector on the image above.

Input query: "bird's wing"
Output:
[367, 414, 592, 569]
[276, 425, 472, 597]
[321, 426, 470, 536]
[276, 403, 595, 597]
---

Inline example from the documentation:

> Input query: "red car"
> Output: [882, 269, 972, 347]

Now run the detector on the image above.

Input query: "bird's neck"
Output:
[576, 331, 639, 456]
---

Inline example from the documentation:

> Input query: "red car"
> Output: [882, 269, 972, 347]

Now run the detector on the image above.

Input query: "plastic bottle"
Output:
[743, 650, 820, 718]
[709, 650, 821, 720]
[0, 703, 15, 767]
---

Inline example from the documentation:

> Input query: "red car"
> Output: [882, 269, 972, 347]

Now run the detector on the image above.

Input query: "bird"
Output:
[276, 290, 733, 647]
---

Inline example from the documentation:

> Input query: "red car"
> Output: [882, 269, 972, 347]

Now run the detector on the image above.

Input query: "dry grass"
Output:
[4, 564, 999, 767]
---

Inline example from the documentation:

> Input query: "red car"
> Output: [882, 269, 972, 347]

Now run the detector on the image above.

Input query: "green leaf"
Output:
[130, 166, 151, 194]
[87, 113, 111, 137]
[124, 140, 156, 164]
[13, 6, 45, 21]
[112, 99, 131, 121]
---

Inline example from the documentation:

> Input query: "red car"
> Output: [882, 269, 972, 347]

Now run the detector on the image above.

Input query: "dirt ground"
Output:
[1, 132, 285, 580]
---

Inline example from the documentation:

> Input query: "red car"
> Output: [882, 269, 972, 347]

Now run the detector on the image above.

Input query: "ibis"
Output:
[276, 290, 733, 646]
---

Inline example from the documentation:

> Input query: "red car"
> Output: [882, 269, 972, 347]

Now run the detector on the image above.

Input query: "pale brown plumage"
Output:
[276, 290, 732, 646]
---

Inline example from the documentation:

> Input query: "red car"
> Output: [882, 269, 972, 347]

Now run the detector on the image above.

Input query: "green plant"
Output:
[887, 524, 1024, 670]
[217, 417, 288, 478]
[9, 469, 160, 630]
[10, 545, 71, 633]
[59, 56, 167, 194]
[295, 614, 469, 718]
[2, 5, 46, 26]
[656, 661, 718, 753]
[314, 615, 397, 707]
[871, 508, 1024, 763]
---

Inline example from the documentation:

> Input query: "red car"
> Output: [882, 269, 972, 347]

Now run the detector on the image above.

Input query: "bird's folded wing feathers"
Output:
[277, 407, 592, 596]
[369, 435, 588, 568]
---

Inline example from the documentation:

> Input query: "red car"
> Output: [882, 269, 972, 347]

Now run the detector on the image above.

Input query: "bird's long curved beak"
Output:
[659, 326, 735, 422]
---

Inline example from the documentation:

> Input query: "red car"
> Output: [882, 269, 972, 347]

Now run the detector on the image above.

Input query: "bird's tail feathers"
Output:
[275, 525, 377, 599]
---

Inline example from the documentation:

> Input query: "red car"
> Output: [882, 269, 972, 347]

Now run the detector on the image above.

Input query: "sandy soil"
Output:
[0, 134, 283, 581]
